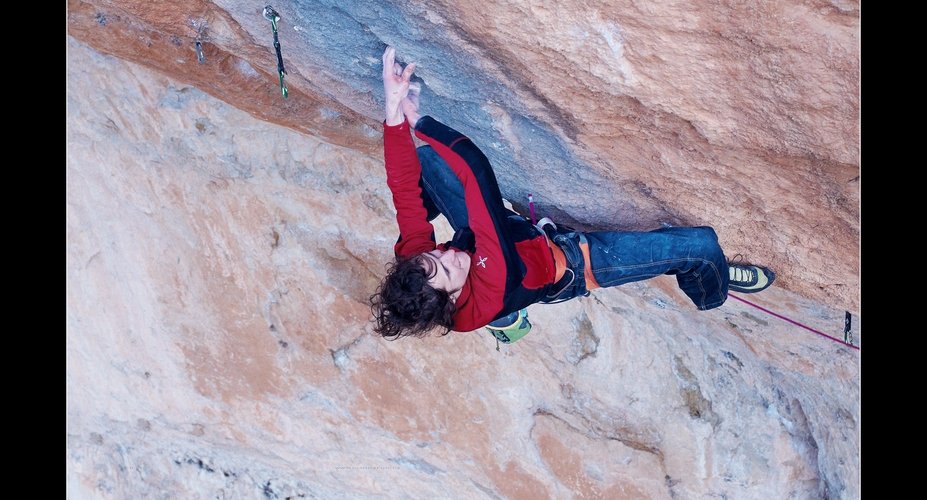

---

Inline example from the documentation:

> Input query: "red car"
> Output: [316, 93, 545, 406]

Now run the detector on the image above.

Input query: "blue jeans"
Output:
[418, 145, 470, 231]
[416, 145, 730, 311]
[542, 226, 729, 310]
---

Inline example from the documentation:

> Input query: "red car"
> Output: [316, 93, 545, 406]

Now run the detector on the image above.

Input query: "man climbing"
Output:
[370, 46, 774, 342]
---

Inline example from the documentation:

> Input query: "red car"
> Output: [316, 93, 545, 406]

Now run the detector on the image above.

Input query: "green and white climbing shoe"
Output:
[728, 261, 775, 294]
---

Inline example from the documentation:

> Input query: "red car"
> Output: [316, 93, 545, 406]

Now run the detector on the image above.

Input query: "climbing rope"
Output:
[729, 293, 859, 351]
[528, 193, 537, 225]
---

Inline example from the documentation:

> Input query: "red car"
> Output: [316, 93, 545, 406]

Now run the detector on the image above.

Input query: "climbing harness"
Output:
[535, 217, 575, 303]
[728, 294, 859, 351]
[262, 5, 289, 99]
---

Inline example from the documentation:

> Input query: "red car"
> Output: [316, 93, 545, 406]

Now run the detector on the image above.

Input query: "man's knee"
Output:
[417, 145, 448, 176]
[692, 226, 718, 241]
[689, 227, 723, 258]
[416, 145, 437, 164]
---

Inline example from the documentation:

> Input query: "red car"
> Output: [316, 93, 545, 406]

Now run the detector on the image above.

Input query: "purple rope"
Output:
[528, 194, 537, 225]
[729, 293, 859, 351]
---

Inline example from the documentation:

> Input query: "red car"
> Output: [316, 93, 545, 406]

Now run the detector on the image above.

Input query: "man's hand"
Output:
[382, 46, 416, 126]
[401, 82, 421, 128]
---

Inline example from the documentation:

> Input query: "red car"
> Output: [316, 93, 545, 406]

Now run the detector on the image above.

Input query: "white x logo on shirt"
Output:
[476, 256, 488, 268]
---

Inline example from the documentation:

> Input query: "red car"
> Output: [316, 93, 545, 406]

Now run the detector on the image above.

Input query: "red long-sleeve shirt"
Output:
[383, 116, 557, 331]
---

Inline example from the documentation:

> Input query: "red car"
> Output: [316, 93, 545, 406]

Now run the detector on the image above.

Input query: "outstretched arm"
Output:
[381, 47, 434, 257]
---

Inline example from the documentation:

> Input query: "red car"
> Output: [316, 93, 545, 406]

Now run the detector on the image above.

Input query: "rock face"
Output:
[67, 1, 859, 498]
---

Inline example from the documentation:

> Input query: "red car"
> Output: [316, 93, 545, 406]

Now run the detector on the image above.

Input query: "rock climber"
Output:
[370, 46, 774, 343]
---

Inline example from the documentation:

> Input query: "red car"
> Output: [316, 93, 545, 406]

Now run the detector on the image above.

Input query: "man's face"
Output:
[421, 248, 471, 300]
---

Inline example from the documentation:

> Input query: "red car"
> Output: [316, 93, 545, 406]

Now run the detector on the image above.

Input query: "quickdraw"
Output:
[263, 5, 289, 99]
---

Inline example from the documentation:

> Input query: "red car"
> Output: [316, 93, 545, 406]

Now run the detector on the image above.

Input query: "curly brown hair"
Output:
[370, 254, 456, 339]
